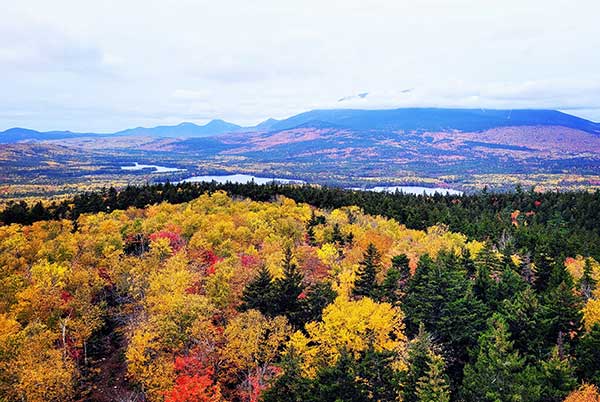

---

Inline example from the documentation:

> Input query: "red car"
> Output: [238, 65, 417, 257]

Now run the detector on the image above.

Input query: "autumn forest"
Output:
[0, 183, 598, 402]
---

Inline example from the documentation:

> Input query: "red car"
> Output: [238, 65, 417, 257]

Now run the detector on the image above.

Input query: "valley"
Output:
[1, 108, 600, 201]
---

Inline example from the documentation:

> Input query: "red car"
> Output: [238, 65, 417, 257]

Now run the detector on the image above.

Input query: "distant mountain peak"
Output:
[2, 108, 599, 143]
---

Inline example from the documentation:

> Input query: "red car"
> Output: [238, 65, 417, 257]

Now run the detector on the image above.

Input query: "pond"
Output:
[121, 162, 186, 173]
[179, 174, 305, 185]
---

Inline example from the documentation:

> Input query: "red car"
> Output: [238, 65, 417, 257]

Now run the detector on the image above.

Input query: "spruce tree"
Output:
[274, 246, 305, 326]
[415, 352, 451, 402]
[460, 248, 477, 278]
[498, 287, 545, 360]
[538, 347, 578, 402]
[580, 259, 597, 301]
[239, 265, 275, 316]
[475, 243, 503, 276]
[461, 315, 540, 402]
[261, 348, 311, 402]
[381, 254, 410, 303]
[575, 323, 600, 386]
[306, 224, 316, 246]
[541, 282, 583, 351]
[535, 253, 555, 293]
[353, 243, 381, 299]
[401, 324, 435, 402]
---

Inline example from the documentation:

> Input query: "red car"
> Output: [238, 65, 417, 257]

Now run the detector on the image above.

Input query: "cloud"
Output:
[1, 0, 600, 131]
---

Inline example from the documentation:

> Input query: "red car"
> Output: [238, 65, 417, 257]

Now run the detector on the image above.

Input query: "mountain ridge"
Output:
[2, 108, 599, 143]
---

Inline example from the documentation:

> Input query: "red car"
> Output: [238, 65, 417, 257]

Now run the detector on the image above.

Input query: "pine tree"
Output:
[353, 243, 381, 299]
[415, 352, 451, 402]
[240, 265, 275, 316]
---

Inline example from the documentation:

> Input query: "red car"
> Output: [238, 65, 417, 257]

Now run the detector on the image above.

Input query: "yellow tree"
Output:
[583, 298, 600, 331]
[221, 310, 291, 400]
[564, 384, 600, 402]
[289, 297, 407, 376]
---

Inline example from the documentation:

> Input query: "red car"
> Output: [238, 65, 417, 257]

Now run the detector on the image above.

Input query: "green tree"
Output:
[381, 254, 410, 303]
[240, 265, 275, 316]
[261, 348, 311, 402]
[580, 259, 597, 301]
[538, 348, 578, 402]
[274, 246, 305, 327]
[461, 315, 540, 402]
[575, 323, 600, 386]
[401, 324, 435, 402]
[415, 352, 451, 402]
[353, 243, 381, 299]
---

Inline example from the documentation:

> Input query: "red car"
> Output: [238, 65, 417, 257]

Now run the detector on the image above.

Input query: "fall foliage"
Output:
[0, 187, 598, 401]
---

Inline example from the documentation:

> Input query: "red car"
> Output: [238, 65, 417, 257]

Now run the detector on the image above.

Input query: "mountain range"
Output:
[2, 108, 599, 143]
[2, 107, 600, 193]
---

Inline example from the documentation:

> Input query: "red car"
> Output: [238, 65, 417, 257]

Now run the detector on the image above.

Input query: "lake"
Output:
[121, 162, 186, 173]
[179, 174, 305, 185]
[348, 185, 463, 195]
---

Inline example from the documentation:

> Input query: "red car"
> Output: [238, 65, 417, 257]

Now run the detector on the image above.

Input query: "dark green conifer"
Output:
[240, 265, 275, 316]
[353, 243, 381, 299]
[415, 352, 451, 402]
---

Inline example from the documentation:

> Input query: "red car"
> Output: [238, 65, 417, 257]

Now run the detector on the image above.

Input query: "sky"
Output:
[1, 0, 600, 132]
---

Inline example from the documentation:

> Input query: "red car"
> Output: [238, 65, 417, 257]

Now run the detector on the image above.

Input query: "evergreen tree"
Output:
[261, 348, 311, 402]
[353, 243, 381, 299]
[475, 243, 503, 276]
[415, 352, 451, 402]
[381, 254, 409, 303]
[519, 254, 536, 285]
[541, 282, 583, 351]
[273, 246, 305, 326]
[297, 281, 336, 324]
[401, 325, 432, 400]
[473, 264, 494, 305]
[486, 267, 528, 311]
[538, 348, 578, 402]
[580, 259, 597, 301]
[498, 287, 546, 359]
[331, 223, 345, 245]
[460, 248, 477, 278]
[461, 315, 541, 402]
[535, 253, 555, 293]
[306, 224, 316, 246]
[575, 323, 600, 386]
[356, 348, 402, 402]
[305, 351, 369, 402]
[240, 265, 275, 316]
[404, 253, 488, 385]
[400, 325, 435, 402]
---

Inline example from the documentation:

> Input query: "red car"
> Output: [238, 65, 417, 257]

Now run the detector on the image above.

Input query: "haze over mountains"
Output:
[2, 108, 599, 143]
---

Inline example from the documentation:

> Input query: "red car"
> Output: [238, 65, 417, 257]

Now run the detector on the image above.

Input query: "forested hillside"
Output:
[1, 188, 600, 401]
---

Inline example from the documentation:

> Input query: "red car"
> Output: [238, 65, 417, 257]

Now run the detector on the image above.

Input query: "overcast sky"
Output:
[2, 0, 600, 132]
